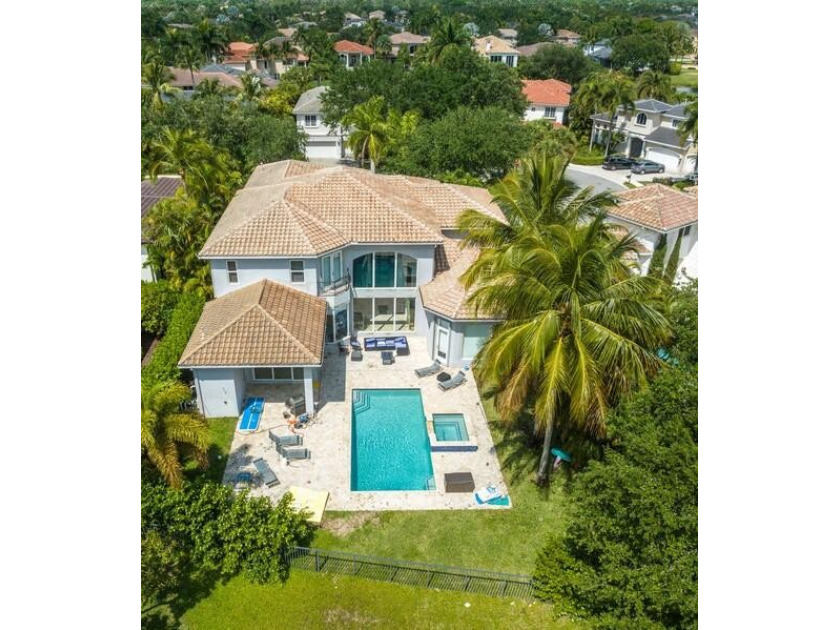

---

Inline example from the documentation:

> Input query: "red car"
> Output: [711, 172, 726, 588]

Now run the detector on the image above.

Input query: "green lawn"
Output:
[312, 397, 571, 575]
[671, 67, 698, 89]
[184, 417, 237, 483]
[181, 572, 568, 630]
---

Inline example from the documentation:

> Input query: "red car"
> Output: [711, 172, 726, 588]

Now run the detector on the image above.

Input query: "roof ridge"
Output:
[285, 199, 349, 251]
[255, 299, 320, 363]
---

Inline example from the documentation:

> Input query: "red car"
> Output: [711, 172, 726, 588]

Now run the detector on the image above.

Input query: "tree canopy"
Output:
[519, 44, 602, 87]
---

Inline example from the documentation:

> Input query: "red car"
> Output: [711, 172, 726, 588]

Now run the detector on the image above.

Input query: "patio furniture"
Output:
[474, 484, 502, 503]
[269, 430, 302, 447]
[438, 370, 466, 391]
[280, 446, 311, 461]
[286, 395, 305, 414]
[436, 372, 451, 383]
[363, 336, 409, 355]
[382, 351, 394, 365]
[253, 458, 280, 487]
[351, 348, 363, 361]
[415, 360, 441, 378]
[444, 472, 475, 493]
[234, 471, 254, 492]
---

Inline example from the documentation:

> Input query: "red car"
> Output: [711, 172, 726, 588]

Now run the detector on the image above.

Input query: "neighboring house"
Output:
[261, 36, 310, 76]
[278, 27, 297, 39]
[223, 41, 258, 71]
[583, 39, 613, 66]
[473, 35, 519, 67]
[292, 86, 346, 161]
[389, 32, 429, 56]
[344, 12, 367, 28]
[553, 29, 582, 46]
[516, 41, 554, 58]
[368, 10, 386, 21]
[167, 67, 244, 91]
[179, 161, 507, 417]
[522, 79, 572, 126]
[334, 40, 374, 68]
[607, 184, 698, 280]
[141, 177, 183, 282]
[590, 99, 697, 173]
[498, 28, 518, 46]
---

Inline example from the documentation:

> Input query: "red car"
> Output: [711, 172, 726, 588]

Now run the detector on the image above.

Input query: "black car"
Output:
[631, 160, 666, 174]
[602, 156, 636, 170]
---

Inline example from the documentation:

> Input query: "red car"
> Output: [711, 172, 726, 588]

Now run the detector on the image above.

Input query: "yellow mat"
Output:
[289, 486, 330, 525]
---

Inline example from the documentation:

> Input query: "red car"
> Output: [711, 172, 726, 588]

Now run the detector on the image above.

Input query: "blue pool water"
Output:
[351, 389, 435, 491]
[433, 414, 468, 441]
[238, 397, 264, 431]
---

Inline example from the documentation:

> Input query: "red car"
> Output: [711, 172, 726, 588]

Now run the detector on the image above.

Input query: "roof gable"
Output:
[522, 79, 572, 106]
[334, 40, 374, 55]
[610, 184, 698, 232]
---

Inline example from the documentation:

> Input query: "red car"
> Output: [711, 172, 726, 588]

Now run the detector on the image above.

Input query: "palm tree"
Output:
[142, 58, 180, 108]
[255, 40, 281, 77]
[461, 214, 670, 486]
[679, 99, 698, 173]
[141, 381, 209, 489]
[635, 70, 674, 101]
[364, 18, 386, 56]
[194, 77, 234, 99]
[423, 17, 472, 63]
[342, 96, 389, 173]
[175, 44, 204, 88]
[193, 18, 227, 61]
[239, 72, 263, 103]
[575, 71, 636, 155]
[147, 128, 211, 194]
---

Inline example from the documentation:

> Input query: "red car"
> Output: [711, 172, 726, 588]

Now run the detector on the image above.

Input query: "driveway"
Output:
[566, 163, 684, 190]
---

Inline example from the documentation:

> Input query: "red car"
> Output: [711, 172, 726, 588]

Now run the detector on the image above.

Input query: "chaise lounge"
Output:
[269, 430, 302, 447]
[415, 360, 441, 377]
[280, 446, 311, 461]
[253, 458, 280, 487]
[438, 370, 467, 391]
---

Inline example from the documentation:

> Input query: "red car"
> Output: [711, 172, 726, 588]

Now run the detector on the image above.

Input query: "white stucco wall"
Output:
[523, 104, 567, 123]
[606, 217, 698, 276]
[194, 368, 246, 418]
[141, 245, 156, 282]
[210, 257, 320, 297]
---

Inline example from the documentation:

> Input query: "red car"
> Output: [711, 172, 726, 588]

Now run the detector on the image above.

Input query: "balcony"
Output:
[318, 274, 351, 296]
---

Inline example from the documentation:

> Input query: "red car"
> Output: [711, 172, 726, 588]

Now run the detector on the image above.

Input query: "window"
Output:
[506, 55, 515, 67]
[320, 255, 331, 286]
[396, 253, 417, 287]
[226, 260, 238, 284]
[543, 107, 557, 119]
[489, 54, 502, 62]
[252, 367, 304, 381]
[680, 225, 692, 238]
[304, 115, 317, 127]
[635, 113, 647, 125]
[530, 106, 536, 112]
[253, 367, 273, 380]
[290, 260, 304, 283]
[353, 254, 373, 287]
[332, 252, 342, 283]
[374, 253, 396, 287]
[672, 119, 680, 128]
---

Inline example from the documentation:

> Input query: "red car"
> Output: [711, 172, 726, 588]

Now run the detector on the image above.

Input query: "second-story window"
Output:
[305, 115, 317, 127]
[226, 261, 238, 284]
[290, 260, 305, 283]
[635, 113, 647, 125]
[544, 107, 557, 119]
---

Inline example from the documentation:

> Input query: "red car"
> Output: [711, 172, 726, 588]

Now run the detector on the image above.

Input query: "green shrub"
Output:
[142, 481, 312, 583]
[571, 146, 605, 165]
[141, 280, 180, 337]
[142, 291, 205, 387]
[669, 61, 682, 75]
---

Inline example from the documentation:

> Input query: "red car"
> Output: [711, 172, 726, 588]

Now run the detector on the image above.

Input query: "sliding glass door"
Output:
[353, 298, 415, 333]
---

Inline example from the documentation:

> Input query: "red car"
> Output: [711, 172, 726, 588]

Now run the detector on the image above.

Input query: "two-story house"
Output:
[344, 12, 367, 28]
[522, 79, 572, 126]
[179, 161, 505, 418]
[334, 40, 374, 68]
[553, 29, 582, 46]
[292, 86, 346, 161]
[389, 32, 429, 57]
[473, 35, 519, 67]
[607, 184, 698, 280]
[590, 99, 697, 173]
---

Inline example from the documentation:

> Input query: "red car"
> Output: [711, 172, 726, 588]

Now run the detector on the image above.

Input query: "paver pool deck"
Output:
[222, 336, 509, 510]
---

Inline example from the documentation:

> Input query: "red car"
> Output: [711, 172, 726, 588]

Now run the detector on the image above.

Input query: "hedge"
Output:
[141, 280, 180, 337]
[142, 291, 206, 387]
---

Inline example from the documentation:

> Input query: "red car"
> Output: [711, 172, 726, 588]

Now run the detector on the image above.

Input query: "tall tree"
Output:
[664, 232, 684, 285]
[142, 58, 180, 108]
[342, 96, 390, 172]
[193, 18, 227, 61]
[363, 18, 386, 56]
[146, 128, 210, 194]
[141, 381, 209, 489]
[175, 44, 204, 88]
[519, 44, 601, 86]
[573, 71, 636, 155]
[239, 72, 264, 103]
[635, 70, 675, 101]
[679, 99, 698, 146]
[422, 17, 473, 64]
[255, 40, 280, 76]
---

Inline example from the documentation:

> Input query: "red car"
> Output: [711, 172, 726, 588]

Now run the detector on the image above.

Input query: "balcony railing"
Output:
[318, 274, 351, 296]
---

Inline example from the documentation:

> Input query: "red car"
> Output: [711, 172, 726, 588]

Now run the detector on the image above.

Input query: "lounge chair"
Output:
[253, 458, 280, 487]
[280, 446, 311, 461]
[438, 370, 466, 391]
[269, 430, 302, 447]
[414, 360, 441, 377]
[286, 396, 305, 413]
[382, 351, 394, 365]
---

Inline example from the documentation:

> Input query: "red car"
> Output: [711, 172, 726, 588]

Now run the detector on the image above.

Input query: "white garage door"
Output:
[305, 140, 341, 160]
[645, 147, 681, 172]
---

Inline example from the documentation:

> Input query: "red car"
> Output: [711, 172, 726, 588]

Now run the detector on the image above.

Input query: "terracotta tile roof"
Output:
[227, 42, 256, 57]
[522, 79, 572, 107]
[334, 40, 374, 55]
[516, 42, 553, 57]
[683, 186, 698, 196]
[420, 246, 499, 320]
[200, 161, 503, 257]
[611, 184, 698, 232]
[554, 29, 581, 39]
[389, 32, 429, 45]
[168, 68, 243, 88]
[473, 35, 519, 56]
[179, 280, 326, 367]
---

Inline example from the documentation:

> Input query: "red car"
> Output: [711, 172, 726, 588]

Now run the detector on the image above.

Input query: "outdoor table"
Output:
[436, 372, 451, 383]
[444, 472, 475, 493]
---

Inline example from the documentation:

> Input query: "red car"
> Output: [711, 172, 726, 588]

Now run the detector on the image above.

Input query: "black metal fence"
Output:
[285, 546, 534, 600]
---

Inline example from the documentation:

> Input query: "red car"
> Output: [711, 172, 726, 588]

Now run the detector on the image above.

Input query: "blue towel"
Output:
[475, 493, 510, 506]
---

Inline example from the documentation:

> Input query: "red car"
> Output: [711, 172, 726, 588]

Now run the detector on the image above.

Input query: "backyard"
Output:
[671, 66, 699, 89]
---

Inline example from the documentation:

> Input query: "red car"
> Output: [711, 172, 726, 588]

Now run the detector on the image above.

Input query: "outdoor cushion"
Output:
[269, 430, 302, 447]
[281, 447, 311, 460]
[438, 370, 466, 391]
[253, 458, 279, 487]
[415, 361, 441, 377]
[382, 351, 394, 365]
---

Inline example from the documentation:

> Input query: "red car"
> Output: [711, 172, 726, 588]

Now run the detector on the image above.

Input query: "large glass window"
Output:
[353, 254, 373, 288]
[332, 253, 342, 282]
[374, 252, 396, 287]
[396, 254, 417, 287]
[325, 312, 335, 343]
[320, 256, 332, 286]
[353, 298, 373, 331]
[395, 298, 415, 331]
[335, 309, 348, 338]
[374, 298, 394, 330]
[252, 367, 304, 381]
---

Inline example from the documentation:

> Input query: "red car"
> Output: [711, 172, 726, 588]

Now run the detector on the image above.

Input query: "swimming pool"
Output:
[432, 414, 469, 441]
[238, 397, 264, 431]
[351, 389, 435, 491]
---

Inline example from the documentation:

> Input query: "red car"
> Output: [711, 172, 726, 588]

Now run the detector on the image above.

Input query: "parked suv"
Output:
[631, 160, 666, 174]
[602, 156, 636, 170]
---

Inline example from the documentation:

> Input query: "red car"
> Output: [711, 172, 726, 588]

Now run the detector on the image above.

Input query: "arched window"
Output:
[636, 113, 647, 125]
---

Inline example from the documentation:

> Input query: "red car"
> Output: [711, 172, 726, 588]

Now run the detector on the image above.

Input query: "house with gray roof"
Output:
[292, 86, 347, 161]
[589, 99, 696, 174]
